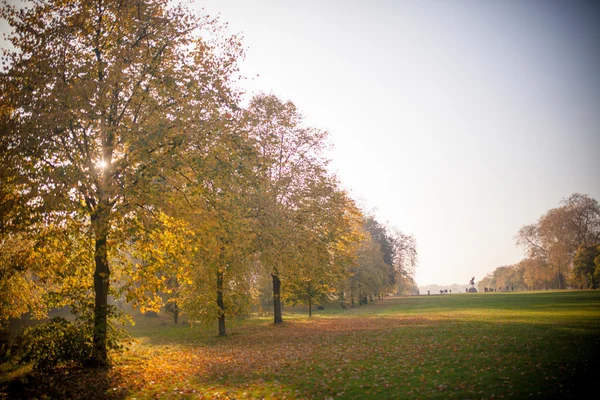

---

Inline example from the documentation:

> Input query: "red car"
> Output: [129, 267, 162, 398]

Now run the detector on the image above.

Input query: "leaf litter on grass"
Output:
[4, 293, 600, 399]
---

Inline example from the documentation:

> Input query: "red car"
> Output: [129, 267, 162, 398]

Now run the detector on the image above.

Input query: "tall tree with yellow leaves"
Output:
[247, 94, 350, 324]
[1, 0, 243, 365]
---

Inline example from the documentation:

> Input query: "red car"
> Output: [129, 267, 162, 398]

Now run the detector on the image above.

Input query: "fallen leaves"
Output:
[3, 293, 600, 399]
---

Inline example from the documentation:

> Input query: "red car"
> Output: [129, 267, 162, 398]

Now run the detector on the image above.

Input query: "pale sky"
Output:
[198, 0, 600, 286]
[2, 1, 599, 286]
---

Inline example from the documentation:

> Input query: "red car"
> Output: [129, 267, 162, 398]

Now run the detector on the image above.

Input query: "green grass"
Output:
[2, 290, 600, 399]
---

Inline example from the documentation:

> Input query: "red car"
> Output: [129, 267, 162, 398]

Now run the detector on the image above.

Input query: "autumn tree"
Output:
[0, 213, 102, 360]
[282, 176, 362, 316]
[363, 216, 417, 296]
[477, 274, 493, 292]
[337, 215, 420, 307]
[515, 258, 552, 290]
[516, 194, 600, 289]
[1, 0, 242, 364]
[246, 94, 335, 324]
[389, 227, 418, 292]
[112, 107, 261, 336]
[572, 244, 600, 289]
[364, 217, 395, 286]
[112, 212, 197, 324]
[183, 171, 259, 336]
[492, 265, 525, 291]
[343, 229, 390, 306]
[395, 274, 419, 295]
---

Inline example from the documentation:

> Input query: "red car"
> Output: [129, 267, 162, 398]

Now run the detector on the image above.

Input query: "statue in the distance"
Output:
[468, 276, 477, 293]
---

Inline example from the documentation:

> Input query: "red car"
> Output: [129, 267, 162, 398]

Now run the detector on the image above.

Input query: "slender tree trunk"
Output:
[308, 282, 312, 317]
[217, 269, 226, 336]
[173, 302, 179, 324]
[358, 283, 363, 305]
[91, 210, 110, 366]
[272, 272, 283, 324]
[557, 269, 563, 290]
[89, 12, 113, 367]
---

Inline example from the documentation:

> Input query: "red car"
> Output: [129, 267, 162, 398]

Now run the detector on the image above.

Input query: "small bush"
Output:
[0, 326, 11, 361]
[20, 317, 92, 370]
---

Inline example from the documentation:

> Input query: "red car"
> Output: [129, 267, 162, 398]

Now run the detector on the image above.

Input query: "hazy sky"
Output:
[2, 1, 599, 286]
[197, 0, 600, 286]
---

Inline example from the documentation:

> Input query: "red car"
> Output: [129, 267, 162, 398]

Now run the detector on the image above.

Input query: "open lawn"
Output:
[2, 290, 600, 399]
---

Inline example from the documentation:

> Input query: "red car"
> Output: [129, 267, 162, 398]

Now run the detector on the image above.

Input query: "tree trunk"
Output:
[272, 273, 282, 324]
[173, 302, 179, 324]
[557, 269, 563, 290]
[217, 269, 226, 336]
[308, 282, 312, 317]
[91, 213, 110, 366]
[358, 283, 363, 305]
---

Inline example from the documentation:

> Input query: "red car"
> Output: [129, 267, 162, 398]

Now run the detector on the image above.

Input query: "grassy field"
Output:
[2, 290, 600, 399]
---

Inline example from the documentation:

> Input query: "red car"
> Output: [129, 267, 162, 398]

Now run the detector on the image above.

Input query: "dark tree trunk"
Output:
[556, 269, 567, 290]
[173, 302, 179, 324]
[91, 212, 110, 366]
[272, 273, 282, 324]
[358, 283, 363, 305]
[308, 282, 312, 317]
[217, 269, 226, 336]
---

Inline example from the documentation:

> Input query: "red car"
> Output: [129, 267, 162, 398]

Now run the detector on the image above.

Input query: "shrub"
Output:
[20, 317, 93, 370]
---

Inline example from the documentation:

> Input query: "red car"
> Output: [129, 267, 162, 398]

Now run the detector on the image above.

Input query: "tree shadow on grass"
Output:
[1, 363, 129, 400]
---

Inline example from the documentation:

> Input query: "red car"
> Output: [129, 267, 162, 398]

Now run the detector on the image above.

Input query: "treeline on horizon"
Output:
[0, 0, 418, 367]
[479, 193, 600, 292]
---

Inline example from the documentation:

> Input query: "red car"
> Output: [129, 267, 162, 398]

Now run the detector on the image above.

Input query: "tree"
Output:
[495, 265, 524, 291]
[477, 274, 493, 292]
[389, 227, 418, 291]
[112, 212, 197, 324]
[516, 194, 600, 289]
[1, 0, 242, 364]
[0, 213, 100, 359]
[282, 176, 361, 316]
[595, 253, 600, 287]
[395, 274, 419, 296]
[518, 258, 554, 290]
[363, 215, 417, 295]
[340, 227, 389, 307]
[573, 244, 600, 289]
[364, 217, 395, 286]
[246, 94, 333, 324]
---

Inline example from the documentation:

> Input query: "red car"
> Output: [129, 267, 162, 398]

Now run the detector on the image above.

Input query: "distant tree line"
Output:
[478, 194, 600, 291]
